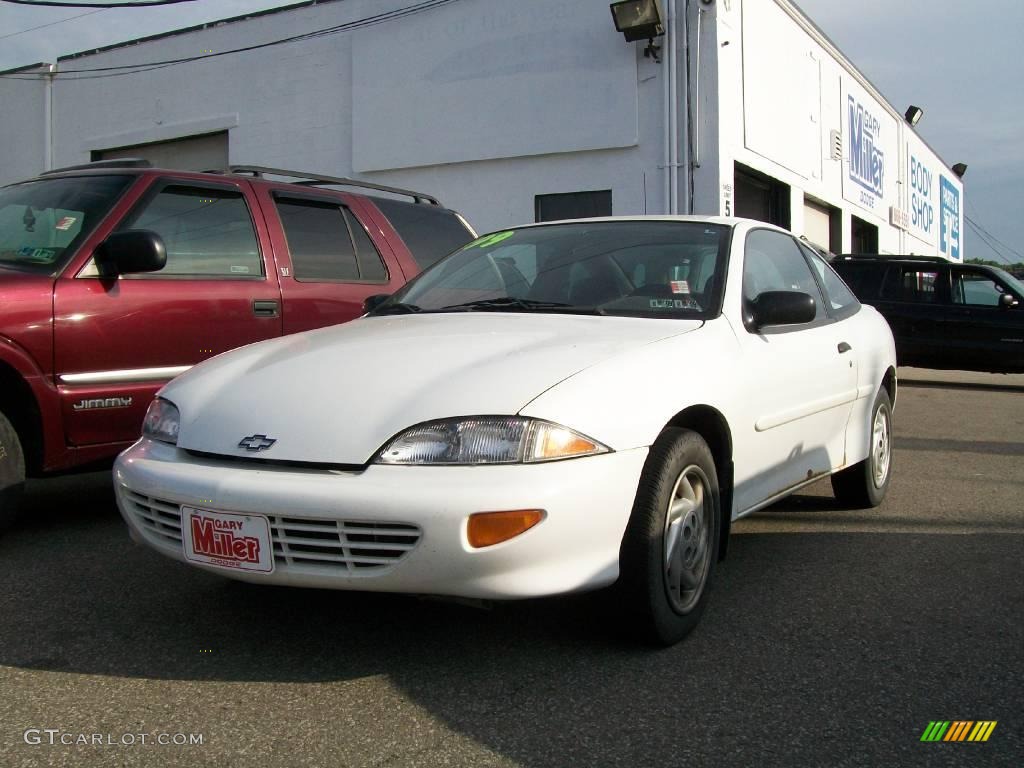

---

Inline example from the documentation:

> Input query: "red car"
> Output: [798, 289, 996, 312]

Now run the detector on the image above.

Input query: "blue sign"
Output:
[848, 96, 885, 198]
[939, 175, 961, 260]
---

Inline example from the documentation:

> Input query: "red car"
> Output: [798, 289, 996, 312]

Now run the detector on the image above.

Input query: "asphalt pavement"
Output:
[1, 368, 1021, 767]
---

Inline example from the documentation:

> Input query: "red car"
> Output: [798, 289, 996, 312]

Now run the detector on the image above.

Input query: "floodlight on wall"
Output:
[904, 105, 924, 126]
[952, 163, 968, 178]
[610, 0, 665, 60]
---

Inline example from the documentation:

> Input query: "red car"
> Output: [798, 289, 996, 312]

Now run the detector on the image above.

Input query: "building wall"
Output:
[0, 0, 963, 254]
[0, 66, 49, 183]
[707, 0, 964, 258]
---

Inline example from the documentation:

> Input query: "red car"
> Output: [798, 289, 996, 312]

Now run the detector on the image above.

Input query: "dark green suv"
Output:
[831, 256, 1024, 373]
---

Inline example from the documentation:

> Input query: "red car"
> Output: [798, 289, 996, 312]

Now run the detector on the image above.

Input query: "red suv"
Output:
[0, 161, 475, 529]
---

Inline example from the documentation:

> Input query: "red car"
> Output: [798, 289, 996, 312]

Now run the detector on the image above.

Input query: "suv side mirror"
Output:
[1000, 293, 1018, 308]
[94, 230, 166, 277]
[746, 291, 817, 331]
[363, 293, 391, 313]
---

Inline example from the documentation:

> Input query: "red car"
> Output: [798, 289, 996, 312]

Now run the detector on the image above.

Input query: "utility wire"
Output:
[0, 1, 198, 8]
[965, 218, 1014, 265]
[0, 8, 103, 41]
[0, 0, 456, 80]
[965, 213, 1024, 262]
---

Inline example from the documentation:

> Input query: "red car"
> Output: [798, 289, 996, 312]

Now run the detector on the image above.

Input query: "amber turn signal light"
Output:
[467, 509, 544, 548]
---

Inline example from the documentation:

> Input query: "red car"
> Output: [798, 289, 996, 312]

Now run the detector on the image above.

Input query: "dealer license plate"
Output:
[182, 507, 274, 574]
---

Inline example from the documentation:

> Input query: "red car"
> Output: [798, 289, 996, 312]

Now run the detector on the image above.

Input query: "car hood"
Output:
[164, 312, 702, 464]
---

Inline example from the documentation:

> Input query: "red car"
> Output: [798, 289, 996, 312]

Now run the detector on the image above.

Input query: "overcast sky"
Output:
[1, 0, 1020, 263]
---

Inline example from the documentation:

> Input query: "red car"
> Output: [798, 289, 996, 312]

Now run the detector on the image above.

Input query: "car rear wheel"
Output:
[0, 410, 26, 533]
[617, 428, 720, 646]
[831, 387, 893, 508]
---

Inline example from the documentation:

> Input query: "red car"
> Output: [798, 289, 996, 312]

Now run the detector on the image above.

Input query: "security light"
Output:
[952, 163, 968, 178]
[610, 0, 665, 42]
[904, 105, 924, 126]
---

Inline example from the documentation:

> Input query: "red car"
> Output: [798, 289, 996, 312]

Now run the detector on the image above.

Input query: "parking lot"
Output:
[1, 368, 1021, 768]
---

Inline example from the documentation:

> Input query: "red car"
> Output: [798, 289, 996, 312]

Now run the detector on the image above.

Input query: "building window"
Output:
[734, 163, 790, 229]
[534, 190, 612, 223]
[851, 215, 879, 254]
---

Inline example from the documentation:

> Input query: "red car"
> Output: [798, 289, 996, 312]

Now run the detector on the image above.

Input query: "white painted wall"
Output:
[0, 0, 962, 252]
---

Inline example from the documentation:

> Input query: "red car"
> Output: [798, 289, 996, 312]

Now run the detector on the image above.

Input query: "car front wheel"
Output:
[617, 428, 721, 646]
[831, 386, 893, 508]
[0, 409, 26, 533]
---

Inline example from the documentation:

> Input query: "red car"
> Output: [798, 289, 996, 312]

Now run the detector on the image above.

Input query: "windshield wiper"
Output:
[371, 301, 422, 315]
[438, 297, 601, 313]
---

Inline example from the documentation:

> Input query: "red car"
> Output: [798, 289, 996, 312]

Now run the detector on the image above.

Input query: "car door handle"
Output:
[838, 341, 852, 354]
[253, 300, 279, 318]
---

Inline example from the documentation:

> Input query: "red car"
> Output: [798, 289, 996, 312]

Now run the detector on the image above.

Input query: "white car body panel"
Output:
[162, 313, 700, 464]
[115, 215, 897, 599]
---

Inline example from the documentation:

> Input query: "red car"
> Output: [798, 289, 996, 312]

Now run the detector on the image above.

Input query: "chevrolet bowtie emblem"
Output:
[238, 434, 277, 451]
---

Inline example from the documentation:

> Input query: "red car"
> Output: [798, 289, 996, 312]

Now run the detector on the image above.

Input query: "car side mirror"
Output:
[746, 291, 817, 331]
[94, 230, 166, 277]
[363, 293, 391, 313]
[1000, 293, 1017, 308]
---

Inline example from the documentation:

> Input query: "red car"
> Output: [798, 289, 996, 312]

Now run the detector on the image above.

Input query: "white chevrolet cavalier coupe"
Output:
[116, 217, 896, 645]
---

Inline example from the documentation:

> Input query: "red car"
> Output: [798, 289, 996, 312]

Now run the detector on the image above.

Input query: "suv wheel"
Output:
[0, 410, 26, 533]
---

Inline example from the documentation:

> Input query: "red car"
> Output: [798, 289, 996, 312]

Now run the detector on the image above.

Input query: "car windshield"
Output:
[990, 267, 1024, 297]
[377, 221, 731, 319]
[0, 175, 133, 275]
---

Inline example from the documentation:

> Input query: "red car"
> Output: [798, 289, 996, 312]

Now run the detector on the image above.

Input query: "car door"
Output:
[875, 263, 949, 368]
[947, 266, 1024, 372]
[53, 176, 283, 446]
[253, 186, 411, 335]
[731, 229, 858, 514]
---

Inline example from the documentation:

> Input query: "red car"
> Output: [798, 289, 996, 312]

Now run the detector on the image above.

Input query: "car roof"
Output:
[506, 215, 782, 231]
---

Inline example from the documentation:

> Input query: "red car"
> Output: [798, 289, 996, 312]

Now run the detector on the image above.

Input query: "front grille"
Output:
[122, 489, 420, 573]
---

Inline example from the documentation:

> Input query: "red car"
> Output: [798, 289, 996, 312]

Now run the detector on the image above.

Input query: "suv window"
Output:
[122, 184, 262, 277]
[879, 266, 942, 303]
[800, 244, 859, 318]
[952, 269, 1007, 307]
[370, 197, 474, 269]
[275, 197, 387, 283]
[743, 229, 825, 322]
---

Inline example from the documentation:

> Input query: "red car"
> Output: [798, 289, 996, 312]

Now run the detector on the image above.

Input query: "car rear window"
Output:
[370, 197, 474, 270]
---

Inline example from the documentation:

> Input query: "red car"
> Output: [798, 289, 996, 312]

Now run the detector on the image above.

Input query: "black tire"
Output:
[831, 387, 893, 508]
[617, 428, 721, 646]
[0, 409, 26, 533]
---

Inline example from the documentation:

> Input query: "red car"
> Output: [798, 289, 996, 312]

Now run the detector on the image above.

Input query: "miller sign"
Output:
[848, 95, 885, 199]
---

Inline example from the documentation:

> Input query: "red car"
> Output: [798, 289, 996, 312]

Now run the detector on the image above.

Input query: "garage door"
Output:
[803, 198, 832, 251]
[94, 131, 228, 172]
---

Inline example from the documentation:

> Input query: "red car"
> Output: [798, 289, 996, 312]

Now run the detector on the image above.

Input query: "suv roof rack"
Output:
[220, 165, 441, 206]
[42, 158, 152, 175]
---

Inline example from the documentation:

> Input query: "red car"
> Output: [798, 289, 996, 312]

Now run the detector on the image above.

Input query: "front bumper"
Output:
[114, 439, 649, 599]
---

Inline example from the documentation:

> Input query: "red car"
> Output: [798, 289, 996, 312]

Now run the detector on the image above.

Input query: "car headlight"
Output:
[142, 398, 180, 445]
[375, 417, 609, 465]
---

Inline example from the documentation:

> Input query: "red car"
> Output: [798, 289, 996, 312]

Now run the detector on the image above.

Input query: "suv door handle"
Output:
[253, 300, 279, 317]
[838, 341, 852, 354]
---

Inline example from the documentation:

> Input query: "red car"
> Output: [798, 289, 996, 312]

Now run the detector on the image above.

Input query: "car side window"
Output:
[275, 197, 387, 283]
[952, 270, 1005, 307]
[121, 184, 263, 277]
[879, 267, 941, 303]
[743, 229, 825, 321]
[800, 244, 860, 317]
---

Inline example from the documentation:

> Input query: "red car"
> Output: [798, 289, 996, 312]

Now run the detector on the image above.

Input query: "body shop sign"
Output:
[908, 151, 936, 245]
[842, 79, 896, 215]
